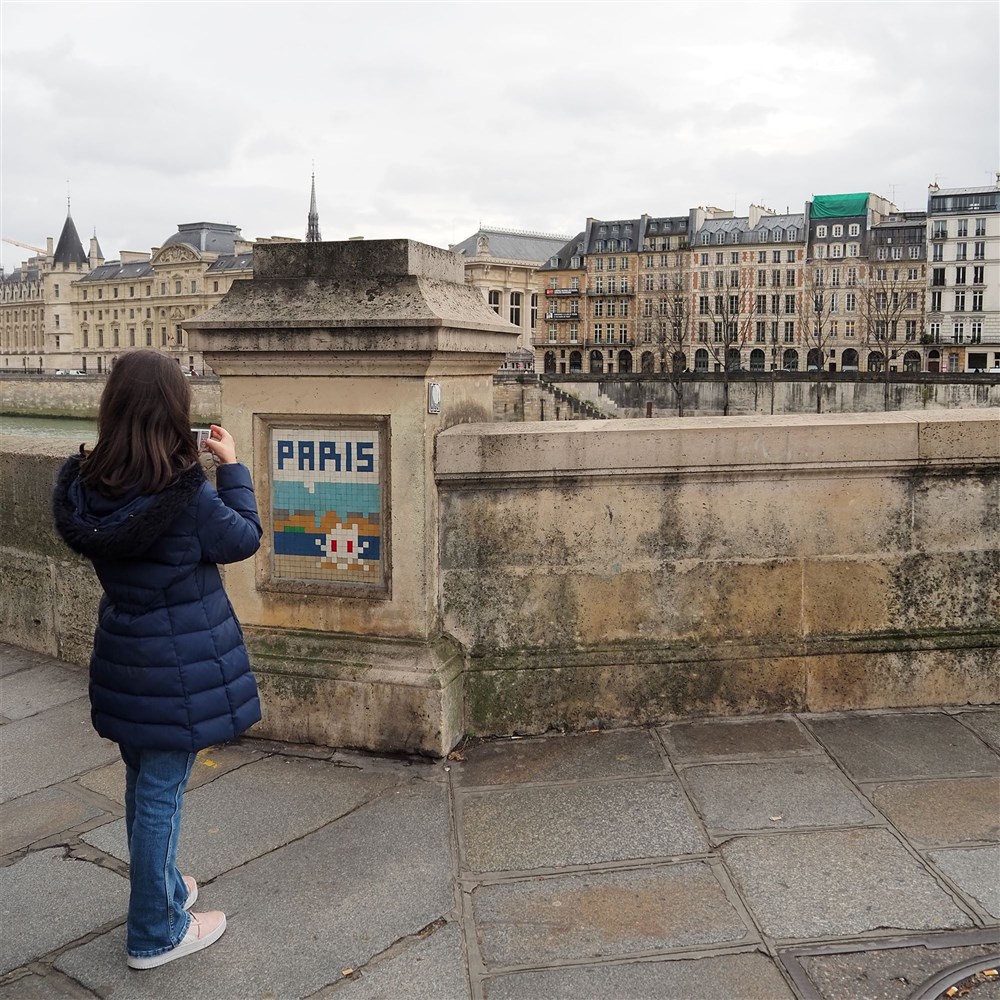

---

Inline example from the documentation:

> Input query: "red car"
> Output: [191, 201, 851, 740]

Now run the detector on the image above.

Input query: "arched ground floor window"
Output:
[783, 349, 799, 370]
[695, 348, 709, 372]
[618, 350, 633, 374]
[569, 350, 582, 373]
[589, 350, 603, 373]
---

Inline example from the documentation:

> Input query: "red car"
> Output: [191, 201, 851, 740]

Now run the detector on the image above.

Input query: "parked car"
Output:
[55, 369, 85, 375]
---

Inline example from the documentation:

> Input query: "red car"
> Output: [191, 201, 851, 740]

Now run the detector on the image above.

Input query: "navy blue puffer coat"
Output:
[52, 456, 263, 752]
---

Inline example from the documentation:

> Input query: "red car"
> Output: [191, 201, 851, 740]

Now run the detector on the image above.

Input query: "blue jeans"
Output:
[119, 745, 196, 958]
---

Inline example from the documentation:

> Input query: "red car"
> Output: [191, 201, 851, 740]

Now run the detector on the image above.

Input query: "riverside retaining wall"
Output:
[6, 410, 996, 749]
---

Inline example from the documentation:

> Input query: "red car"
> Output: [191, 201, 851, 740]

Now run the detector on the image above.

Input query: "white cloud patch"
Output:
[1, 0, 997, 272]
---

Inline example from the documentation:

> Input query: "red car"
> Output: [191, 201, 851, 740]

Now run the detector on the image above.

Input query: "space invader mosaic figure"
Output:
[316, 520, 372, 572]
[271, 428, 383, 587]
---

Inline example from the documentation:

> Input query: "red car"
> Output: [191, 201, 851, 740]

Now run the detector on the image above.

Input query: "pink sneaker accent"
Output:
[182, 875, 198, 910]
[127, 911, 227, 970]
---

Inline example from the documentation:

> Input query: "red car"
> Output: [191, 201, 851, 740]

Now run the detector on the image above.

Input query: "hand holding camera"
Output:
[192, 425, 238, 465]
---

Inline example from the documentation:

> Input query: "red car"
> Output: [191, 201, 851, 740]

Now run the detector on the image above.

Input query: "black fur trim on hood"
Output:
[52, 455, 206, 560]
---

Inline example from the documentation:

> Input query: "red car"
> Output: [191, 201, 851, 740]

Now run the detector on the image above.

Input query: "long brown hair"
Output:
[80, 350, 199, 496]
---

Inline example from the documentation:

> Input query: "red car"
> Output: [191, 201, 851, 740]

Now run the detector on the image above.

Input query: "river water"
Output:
[0, 414, 97, 454]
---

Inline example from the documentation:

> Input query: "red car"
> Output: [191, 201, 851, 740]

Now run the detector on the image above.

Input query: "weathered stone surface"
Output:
[0, 551, 57, 656]
[0, 786, 108, 857]
[681, 759, 877, 832]
[721, 829, 972, 939]
[0, 698, 118, 804]
[0, 643, 58, 678]
[955, 708, 1000, 750]
[82, 753, 402, 878]
[0, 970, 98, 999]
[57, 782, 455, 1000]
[483, 951, 795, 1000]
[455, 729, 664, 787]
[661, 717, 816, 760]
[327, 920, 470, 1000]
[928, 846, 1000, 917]
[872, 777, 1000, 846]
[0, 661, 88, 720]
[459, 778, 707, 872]
[805, 648, 1000, 712]
[805, 712, 1000, 781]
[465, 655, 806, 736]
[795, 942, 1000, 1000]
[0, 849, 126, 975]
[473, 863, 750, 968]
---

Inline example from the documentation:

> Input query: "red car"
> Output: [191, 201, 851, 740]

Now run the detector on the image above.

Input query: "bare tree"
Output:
[697, 271, 757, 416]
[860, 263, 909, 410]
[799, 262, 838, 413]
[658, 274, 691, 416]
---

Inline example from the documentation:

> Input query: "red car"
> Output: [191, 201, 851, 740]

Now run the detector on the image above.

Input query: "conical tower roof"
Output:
[53, 210, 88, 265]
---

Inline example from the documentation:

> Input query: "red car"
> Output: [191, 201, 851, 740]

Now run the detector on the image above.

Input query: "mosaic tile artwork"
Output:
[270, 426, 384, 587]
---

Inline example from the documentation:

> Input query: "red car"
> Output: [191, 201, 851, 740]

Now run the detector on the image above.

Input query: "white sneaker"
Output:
[127, 911, 227, 970]
[182, 875, 198, 910]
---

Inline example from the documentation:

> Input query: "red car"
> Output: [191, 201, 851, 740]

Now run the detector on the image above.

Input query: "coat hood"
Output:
[52, 455, 206, 560]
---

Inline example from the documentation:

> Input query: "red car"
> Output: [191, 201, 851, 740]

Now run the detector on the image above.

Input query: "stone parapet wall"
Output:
[436, 411, 1000, 734]
[0, 375, 220, 421]
[495, 373, 1000, 420]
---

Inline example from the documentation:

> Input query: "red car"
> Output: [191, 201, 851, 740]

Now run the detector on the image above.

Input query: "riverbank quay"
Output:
[1, 643, 997, 1000]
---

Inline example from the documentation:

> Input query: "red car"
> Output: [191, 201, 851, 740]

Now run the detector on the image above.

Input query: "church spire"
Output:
[306, 171, 321, 242]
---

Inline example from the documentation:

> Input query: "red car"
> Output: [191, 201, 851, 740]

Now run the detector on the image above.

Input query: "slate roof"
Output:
[79, 261, 154, 282]
[0, 262, 41, 285]
[693, 213, 805, 244]
[161, 222, 243, 256]
[53, 214, 88, 266]
[206, 253, 253, 272]
[450, 227, 572, 264]
[538, 233, 585, 272]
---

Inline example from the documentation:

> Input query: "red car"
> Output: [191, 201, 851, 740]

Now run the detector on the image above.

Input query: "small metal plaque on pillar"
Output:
[260, 415, 390, 597]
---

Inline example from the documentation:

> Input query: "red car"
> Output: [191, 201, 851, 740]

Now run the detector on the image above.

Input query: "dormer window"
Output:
[715, 232, 725, 245]
[701, 233, 711, 245]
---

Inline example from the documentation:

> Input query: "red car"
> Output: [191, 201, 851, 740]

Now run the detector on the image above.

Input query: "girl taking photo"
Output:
[52, 349, 262, 969]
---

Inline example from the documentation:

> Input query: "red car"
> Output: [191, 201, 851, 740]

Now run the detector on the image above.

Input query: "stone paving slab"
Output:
[955, 709, 1000, 751]
[0, 644, 58, 679]
[0, 785, 109, 857]
[472, 862, 750, 969]
[928, 846, 1000, 918]
[805, 713, 1000, 782]
[0, 969, 97, 999]
[680, 759, 878, 833]
[482, 950, 796, 1000]
[0, 698, 118, 804]
[455, 730, 663, 787]
[459, 778, 707, 872]
[0, 848, 126, 975]
[75, 742, 267, 807]
[791, 941, 1000, 1000]
[0, 662, 89, 721]
[57, 781, 455, 999]
[327, 920, 471, 1000]
[82, 753, 404, 879]
[720, 829, 973, 940]
[871, 777, 1000, 847]
[660, 717, 817, 761]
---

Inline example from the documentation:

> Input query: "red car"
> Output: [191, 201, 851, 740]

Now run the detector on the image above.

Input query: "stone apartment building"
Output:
[926, 181, 1000, 373]
[450, 227, 570, 356]
[689, 206, 807, 372]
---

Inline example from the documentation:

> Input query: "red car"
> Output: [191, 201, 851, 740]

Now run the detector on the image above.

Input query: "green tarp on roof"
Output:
[810, 193, 869, 219]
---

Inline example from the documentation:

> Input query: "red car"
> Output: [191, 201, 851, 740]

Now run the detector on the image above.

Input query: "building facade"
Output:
[450, 228, 571, 352]
[926, 181, 1000, 372]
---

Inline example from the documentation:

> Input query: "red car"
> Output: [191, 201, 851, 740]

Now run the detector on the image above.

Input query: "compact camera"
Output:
[192, 427, 212, 452]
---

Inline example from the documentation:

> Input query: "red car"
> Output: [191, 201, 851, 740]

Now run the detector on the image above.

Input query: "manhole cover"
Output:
[778, 929, 1000, 1000]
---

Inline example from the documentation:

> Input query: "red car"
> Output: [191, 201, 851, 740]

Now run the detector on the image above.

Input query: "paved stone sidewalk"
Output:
[1, 642, 997, 999]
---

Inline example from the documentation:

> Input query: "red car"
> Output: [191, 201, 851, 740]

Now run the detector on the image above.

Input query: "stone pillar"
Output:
[185, 240, 517, 755]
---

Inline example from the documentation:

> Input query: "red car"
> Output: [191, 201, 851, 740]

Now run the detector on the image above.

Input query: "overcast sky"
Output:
[2, 1, 997, 274]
